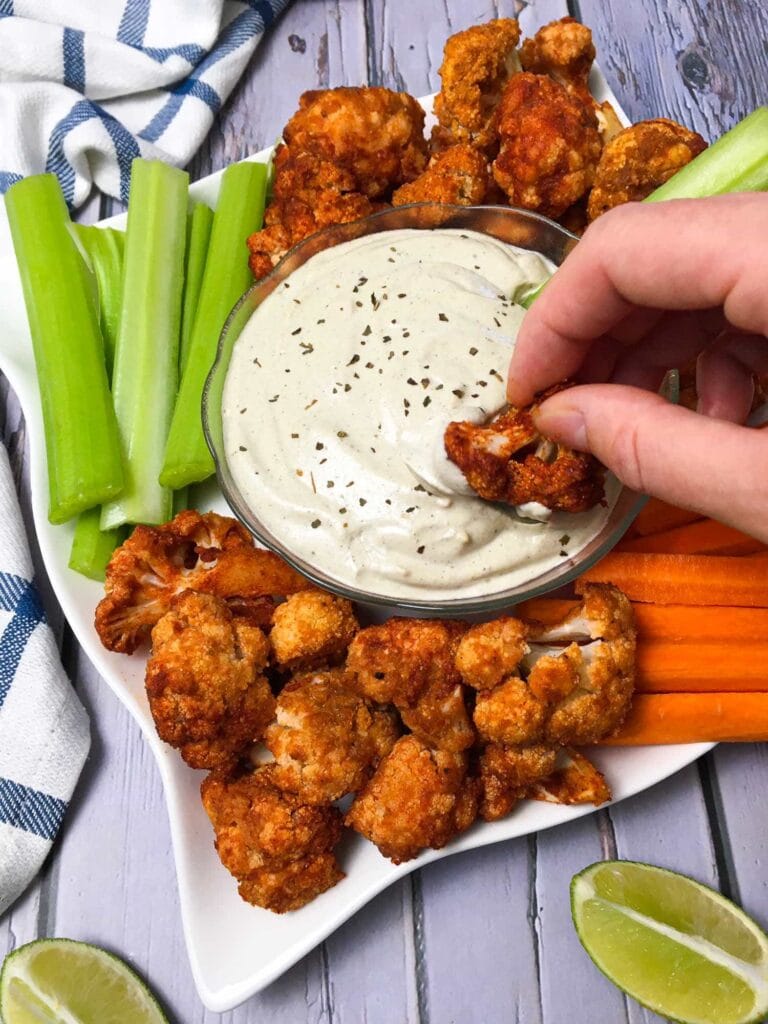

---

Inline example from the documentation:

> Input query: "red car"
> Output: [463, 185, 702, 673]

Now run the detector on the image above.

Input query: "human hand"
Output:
[507, 194, 768, 540]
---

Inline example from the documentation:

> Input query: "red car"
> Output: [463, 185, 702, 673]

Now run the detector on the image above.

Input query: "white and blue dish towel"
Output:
[0, 0, 291, 209]
[0, 443, 90, 916]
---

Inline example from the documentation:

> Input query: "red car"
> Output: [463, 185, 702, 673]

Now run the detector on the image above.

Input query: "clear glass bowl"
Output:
[203, 203, 674, 615]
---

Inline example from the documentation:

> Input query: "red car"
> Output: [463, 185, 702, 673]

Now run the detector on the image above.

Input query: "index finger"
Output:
[507, 193, 768, 405]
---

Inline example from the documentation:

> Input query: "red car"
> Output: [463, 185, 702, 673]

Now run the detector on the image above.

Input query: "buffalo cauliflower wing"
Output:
[587, 118, 707, 221]
[519, 17, 595, 105]
[200, 763, 344, 912]
[95, 510, 311, 653]
[145, 591, 274, 770]
[528, 748, 611, 806]
[392, 143, 491, 206]
[345, 735, 479, 863]
[492, 72, 602, 218]
[473, 676, 547, 745]
[346, 618, 475, 752]
[265, 668, 399, 803]
[455, 616, 529, 690]
[477, 742, 558, 821]
[269, 590, 359, 672]
[444, 384, 605, 513]
[433, 19, 521, 152]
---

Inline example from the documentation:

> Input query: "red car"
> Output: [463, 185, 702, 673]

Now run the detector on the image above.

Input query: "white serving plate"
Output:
[0, 76, 712, 1013]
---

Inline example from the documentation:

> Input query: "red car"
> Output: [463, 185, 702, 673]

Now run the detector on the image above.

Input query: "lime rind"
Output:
[571, 861, 768, 1024]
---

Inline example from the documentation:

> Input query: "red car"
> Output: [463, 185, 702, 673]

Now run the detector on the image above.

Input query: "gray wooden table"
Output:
[2, 2, 768, 1021]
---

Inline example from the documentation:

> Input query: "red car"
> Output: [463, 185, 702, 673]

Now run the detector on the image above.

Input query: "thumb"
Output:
[533, 384, 768, 542]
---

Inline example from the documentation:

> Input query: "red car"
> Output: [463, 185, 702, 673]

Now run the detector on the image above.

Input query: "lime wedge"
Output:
[0, 939, 168, 1024]
[571, 861, 768, 1024]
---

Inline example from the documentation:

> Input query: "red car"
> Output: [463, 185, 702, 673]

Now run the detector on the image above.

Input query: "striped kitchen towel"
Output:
[0, 0, 291, 209]
[0, 443, 90, 917]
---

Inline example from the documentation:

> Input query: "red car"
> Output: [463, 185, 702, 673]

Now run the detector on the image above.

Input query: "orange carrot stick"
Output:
[578, 553, 768, 607]
[636, 642, 768, 692]
[629, 498, 703, 538]
[599, 693, 768, 744]
[619, 519, 765, 556]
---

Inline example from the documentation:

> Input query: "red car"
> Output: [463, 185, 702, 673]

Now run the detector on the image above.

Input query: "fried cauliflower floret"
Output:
[528, 748, 611, 806]
[519, 17, 595, 104]
[455, 616, 529, 690]
[95, 510, 311, 653]
[433, 19, 522, 152]
[478, 742, 558, 821]
[269, 591, 359, 671]
[492, 72, 601, 218]
[530, 582, 636, 644]
[444, 384, 605, 513]
[392, 144, 491, 206]
[283, 87, 428, 199]
[345, 735, 479, 863]
[145, 591, 274, 770]
[265, 668, 399, 803]
[587, 119, 707, 221]
[474, 676, 547, 745]
[346, 618, 474, 751]
[201, 763, 344, 912]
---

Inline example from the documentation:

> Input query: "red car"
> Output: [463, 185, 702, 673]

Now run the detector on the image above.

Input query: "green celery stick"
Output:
[101, 159, 188, 529]
[74, 224, 125, 378]
[6, 174, 124, 524]
[180, 203, 214, 376]
[646, 106, 768, 202]
[68, 507, 126, 581]
[160, 161, 268, 489]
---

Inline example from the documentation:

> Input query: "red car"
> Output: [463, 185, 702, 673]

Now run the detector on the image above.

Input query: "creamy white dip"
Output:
[222, 228, 613, 600]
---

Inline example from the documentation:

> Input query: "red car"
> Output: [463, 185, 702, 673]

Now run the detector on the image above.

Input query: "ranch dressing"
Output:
[222, 228, 612, 600]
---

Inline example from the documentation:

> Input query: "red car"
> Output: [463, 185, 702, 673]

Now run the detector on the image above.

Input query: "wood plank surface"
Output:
[3, 2, 768, 1023]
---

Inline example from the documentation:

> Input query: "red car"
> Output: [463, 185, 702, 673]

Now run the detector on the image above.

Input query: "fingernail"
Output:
[533, 405, 588, 450]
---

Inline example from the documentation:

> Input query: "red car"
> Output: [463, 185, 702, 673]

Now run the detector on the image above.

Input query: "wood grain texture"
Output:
[3, 3, 768, 1024]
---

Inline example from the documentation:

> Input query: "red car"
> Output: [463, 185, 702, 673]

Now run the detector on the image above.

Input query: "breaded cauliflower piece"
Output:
[528, 748, 611, 806]
[145, 591, 274, 770]
[95, 510, 311, 653]
[587, 118, 707, 221]
[200, 763, 344, 913]
[265, 668, 399, 803]
[444, 384, 605, 513]
[478, 742, 558, 821]
[346, 618, 474, 751]
[473, 676, 547, 745]
[492, 72, 602, 218]
[519, 17, 595, 105]
[455, 616, 529, 690]
[269, 591, 359, 671]
[433, 19, 522, 152]
[392, 144, 491, 206]
[283, 87, 428, 199]
[345, 735, 479, 863]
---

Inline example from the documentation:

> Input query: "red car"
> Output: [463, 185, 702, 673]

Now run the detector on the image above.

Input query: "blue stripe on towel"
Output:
[0, 574, 44, 711]
[0, 0, 13, 16]
[0, 777, 67, 841]
[62, 28, 85, 93]
[116, 0, 150, 47]
[0, 172, 22, 193]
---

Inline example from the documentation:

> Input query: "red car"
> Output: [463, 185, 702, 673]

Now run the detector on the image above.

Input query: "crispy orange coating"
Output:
[474, 676, 547, 745]
[269, 591, 359, 671]
[265, 668, 399, 803]
[455, 616, 529, 690]
[444, 384, 605, 512]
[492, 72, 602, 218]
[95, 511, 310, 654]
[478, 742, 557, 821]
[528, 748, 611, 806]
[346, 735, 479, 863]
[392, 144, 491, 206]
[201, 763, 344, 912]
[433, 19, 522, 152]
[145, 591, 274, 770]
[347, 618, 475, 751]
[519, 17, 595, 105]
[587, 119, 707, 220]
[283, 87, 428, 199]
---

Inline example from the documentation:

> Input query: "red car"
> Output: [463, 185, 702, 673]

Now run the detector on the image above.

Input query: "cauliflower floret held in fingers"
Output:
[201, 763, 344, 913]
[527, 748, 611, 806]
[95, 510, 311, 654]
[455, 616, 529, 690]
[346, 618, 475, 752]
[587, 118, 707, 221]
[269, 590, 359, 672]
[265, 668, 399, 803]
[444, 384, 605, 513]
[392, 144, 492, 207]
[433, 18, 522, 152]
[145, 591, 275, 770]
[478, 742, 558, 821]
[346, 735, 479, 863]
[492, 72, 602, 219]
